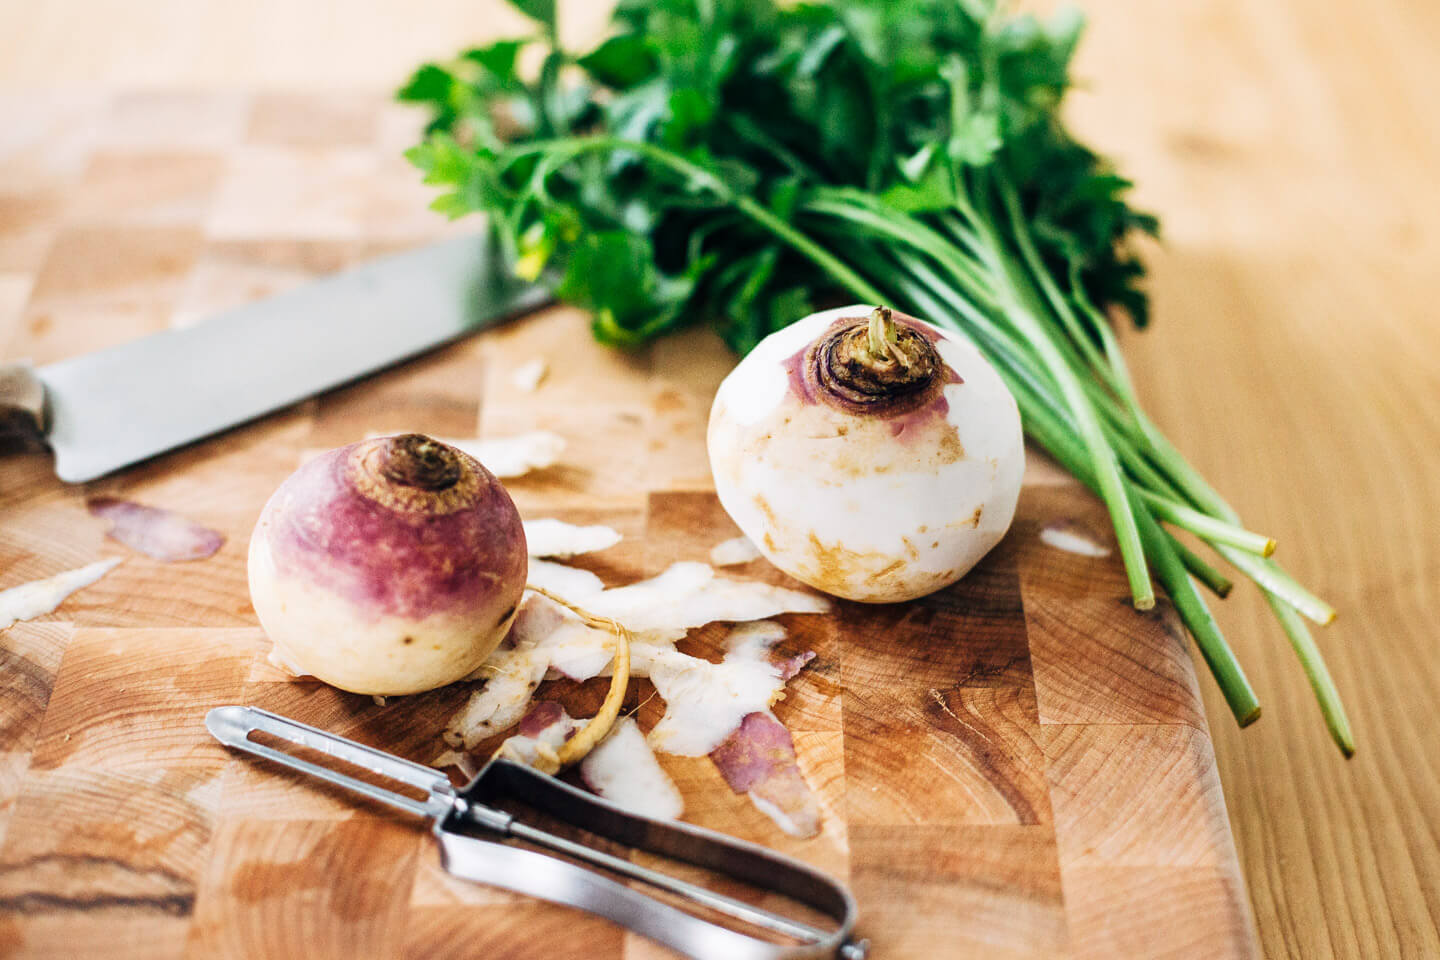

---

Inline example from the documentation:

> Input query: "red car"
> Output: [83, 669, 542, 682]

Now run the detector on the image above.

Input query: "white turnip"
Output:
[708, 304, 1024, 603]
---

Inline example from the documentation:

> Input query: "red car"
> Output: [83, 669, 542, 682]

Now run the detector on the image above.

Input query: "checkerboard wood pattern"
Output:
[0, 93, 1258, 959]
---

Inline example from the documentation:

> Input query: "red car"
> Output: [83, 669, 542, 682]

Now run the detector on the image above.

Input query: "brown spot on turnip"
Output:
[402, 636, 414, 645]
[944, 506, 984, 531]
[876, 558, 905, 578]
[935, 425, 965, 464]
[653, 389, 685, 413]
[754, 494, 778, 530]
[802, 531, 914, 595]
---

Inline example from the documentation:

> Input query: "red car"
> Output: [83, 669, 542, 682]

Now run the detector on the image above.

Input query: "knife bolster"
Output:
[0, 362, 49, 453]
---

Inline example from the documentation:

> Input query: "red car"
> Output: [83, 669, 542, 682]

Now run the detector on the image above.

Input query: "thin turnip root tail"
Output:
[516, 585, 631, 769]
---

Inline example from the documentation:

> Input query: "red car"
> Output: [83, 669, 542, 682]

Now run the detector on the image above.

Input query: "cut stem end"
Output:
[865, 305, 898, 359]
[381, 434, 462, 491]
[807, 310, 944, 416]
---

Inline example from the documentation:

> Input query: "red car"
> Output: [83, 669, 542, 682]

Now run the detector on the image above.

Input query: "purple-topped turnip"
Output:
[707, 305, 1024, 603]
[248, 434, 528, 695]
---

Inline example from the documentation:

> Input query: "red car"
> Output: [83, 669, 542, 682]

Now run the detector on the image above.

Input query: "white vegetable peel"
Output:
[459, 432, 566, 478]
[710, 536, 761, 567]
[584, 561, 829, 634]
[1040, 519, 1112, 557]
[441, 566, 824, 837]
[646, 621, 795, 756]
[511, 358, 548, 392]
[526, 559, 605, 600]
[0, 557, 123, 630]
[581, 717, 685, 821]
[447, 582, 819, 756]
[524, 518, 622, 558]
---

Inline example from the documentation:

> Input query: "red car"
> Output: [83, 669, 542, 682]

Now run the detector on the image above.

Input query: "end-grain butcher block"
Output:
[0, 91, 1256, 960]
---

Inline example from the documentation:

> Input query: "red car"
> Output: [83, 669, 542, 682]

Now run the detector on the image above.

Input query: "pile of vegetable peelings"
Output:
[396, 0, 1352, 755]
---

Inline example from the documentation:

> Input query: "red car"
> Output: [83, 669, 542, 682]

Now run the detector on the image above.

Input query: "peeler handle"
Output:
[436, 830, 861, 960]
[206, 705, 457, 820]
[452, 759, 867, 960]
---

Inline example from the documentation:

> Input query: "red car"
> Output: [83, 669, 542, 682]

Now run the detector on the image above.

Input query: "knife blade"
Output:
[0, 229, 550, 483]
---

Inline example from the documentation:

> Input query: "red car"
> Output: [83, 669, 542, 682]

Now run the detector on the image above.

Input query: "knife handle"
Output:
[0, 362, 48, 453]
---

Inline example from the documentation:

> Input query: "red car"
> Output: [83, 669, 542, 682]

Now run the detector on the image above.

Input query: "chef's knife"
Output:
[0, 229, 550, 483]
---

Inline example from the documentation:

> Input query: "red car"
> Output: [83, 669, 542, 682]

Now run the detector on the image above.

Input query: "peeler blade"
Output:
[206, 705, 456, 820]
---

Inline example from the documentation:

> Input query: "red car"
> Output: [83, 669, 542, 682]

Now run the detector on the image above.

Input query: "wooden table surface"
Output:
[0, 1, 1436, 958]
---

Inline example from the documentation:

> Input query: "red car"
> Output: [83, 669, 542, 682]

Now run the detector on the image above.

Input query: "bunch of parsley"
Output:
[399, 0, 1352, 753]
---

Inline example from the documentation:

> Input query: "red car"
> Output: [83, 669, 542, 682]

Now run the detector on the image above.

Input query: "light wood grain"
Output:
[0, 0, 1436, 953]
[1060, 3, 1440, 957]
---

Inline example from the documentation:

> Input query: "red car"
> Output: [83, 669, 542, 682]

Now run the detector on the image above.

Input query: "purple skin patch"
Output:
[710, 712, 821, 838]
[885, 390, 959, 438]
[260, 442, 527, 623]
[781, 344, 814, 405]
[775, 650, 816, 682]
[782, 312, 961, 430]
[517, 701, 576, 740]
[87, 497, 225, 562]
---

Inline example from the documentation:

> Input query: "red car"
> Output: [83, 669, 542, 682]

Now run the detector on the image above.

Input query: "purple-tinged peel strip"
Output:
[775, 650, 816, 682]
[494, 701, 579, 774]
[517, 699, 575, 740]
[87, 497, 224, 562]
[710, 712, 821, 838]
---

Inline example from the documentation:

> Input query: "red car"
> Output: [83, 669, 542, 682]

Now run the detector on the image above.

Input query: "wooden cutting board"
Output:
[0, 92, 1258, 959]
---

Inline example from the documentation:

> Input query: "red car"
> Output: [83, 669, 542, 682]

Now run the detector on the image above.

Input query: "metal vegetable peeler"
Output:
[206, 706, 866, 960]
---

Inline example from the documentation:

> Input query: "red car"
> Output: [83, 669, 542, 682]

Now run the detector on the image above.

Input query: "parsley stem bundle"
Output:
[399, 0, 1353, 754]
